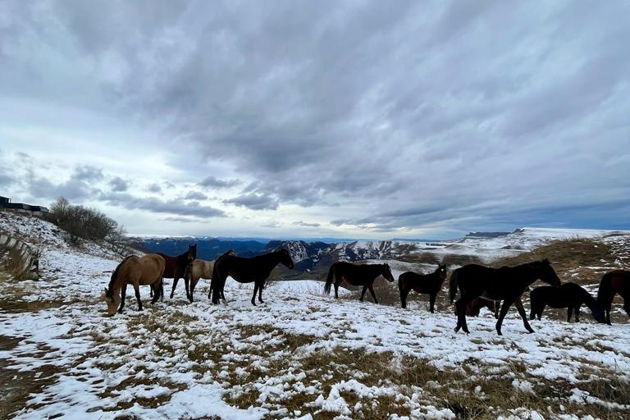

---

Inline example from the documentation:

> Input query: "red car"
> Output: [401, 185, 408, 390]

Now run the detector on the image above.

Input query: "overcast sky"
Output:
[1, 0, 629, 239]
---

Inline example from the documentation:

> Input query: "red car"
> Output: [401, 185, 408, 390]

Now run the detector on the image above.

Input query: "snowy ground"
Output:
[1, 214, 629, 419]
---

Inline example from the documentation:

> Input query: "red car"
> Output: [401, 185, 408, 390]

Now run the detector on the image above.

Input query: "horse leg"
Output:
[495, 299, 514, 336]
[454, 297, 471, 334]
[133, 282, 143, 311]
[258, 281, 264, 304]
[400, 287, 409, 309]
[334, 282, 339, 299]
[567, 307, 573, 322]
[360, 285, 368, 302]
[513, 298, 534, 333]
[185, 275, 191, 302]
[368, 284, 378, 304]
[494, 302, 500, 319]
[151, 279, 162, 304]
[118, 284, 127, 314]
[429, 293, 436, 313]
[575, 305, 581, 322]
[251, 283, 258, 306]
[170, 277, 179, 299]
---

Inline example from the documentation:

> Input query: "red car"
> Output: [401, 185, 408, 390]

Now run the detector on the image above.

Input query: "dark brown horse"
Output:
[324, 262, 395, 304]
[209, 249, 294, 306]
[398, 264, 447, 312]
[449, 259, 561, 335]
[102, 254, 165, 316]
[597, 270, 630, 324]
[530, 282, 605, 323]
[156, 244, 197, 301]
[465, 296, 500, 317]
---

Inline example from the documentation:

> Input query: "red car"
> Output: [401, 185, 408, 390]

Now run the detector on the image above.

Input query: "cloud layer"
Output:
[1, 0, 629, 237]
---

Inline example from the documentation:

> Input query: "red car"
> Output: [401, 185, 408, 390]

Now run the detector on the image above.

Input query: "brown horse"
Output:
[187, 250, 235, 303]
[398, 264, 447, 311]
[449, 259, 561, 335]
[597, 270, 630, 324]
[324, 261, 395, 304]
[102, 254, 165, 316]
[156, 244, 197, 301]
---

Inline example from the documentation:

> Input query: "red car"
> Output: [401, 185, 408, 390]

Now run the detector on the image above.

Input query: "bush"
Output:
[46, 197, 123, 246]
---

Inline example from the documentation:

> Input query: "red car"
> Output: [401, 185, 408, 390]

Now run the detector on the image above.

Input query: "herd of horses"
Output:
[102, 246, 630, 335]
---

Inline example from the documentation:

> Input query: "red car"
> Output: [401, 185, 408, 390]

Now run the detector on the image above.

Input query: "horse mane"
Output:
[108, 255, 135, 296]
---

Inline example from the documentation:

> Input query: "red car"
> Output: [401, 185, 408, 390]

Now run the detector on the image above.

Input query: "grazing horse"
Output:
[398, 264, 447, 311]
[465, 296, 500, 318]
[187, 251, 235, 303]
[102, 254, 165, 316]
[156, 244, 197, 301]
[209, 249, 294, 306]
[597, 270, 630, 324]
[324, 262, 395, 304]
[449, 259, 561, 335]
[530, 282, 605, 323]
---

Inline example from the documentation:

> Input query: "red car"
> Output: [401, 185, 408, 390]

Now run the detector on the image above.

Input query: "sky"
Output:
[1, 0, 629, 240]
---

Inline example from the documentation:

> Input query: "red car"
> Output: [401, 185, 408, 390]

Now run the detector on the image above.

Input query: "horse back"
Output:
[137, 254, 165, 285]
[192, 259, 214, 279]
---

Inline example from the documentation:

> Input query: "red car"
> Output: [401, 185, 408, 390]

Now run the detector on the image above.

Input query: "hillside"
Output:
[0, 212, 629, 419]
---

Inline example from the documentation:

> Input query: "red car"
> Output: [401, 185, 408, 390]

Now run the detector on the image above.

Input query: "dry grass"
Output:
[492, 238, 615, 285]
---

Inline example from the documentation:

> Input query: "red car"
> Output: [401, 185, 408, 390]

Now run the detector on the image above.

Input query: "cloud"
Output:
[199, 176, 240, 189]
[294, 221, 320, 228]
[109, 177, 129, 192]
[147, 183, 162, 193]
[2, 1, 630, 237]
[224, 193, 279, 210]
[184, 191, 207, 200]
[100, 192, 226, 218]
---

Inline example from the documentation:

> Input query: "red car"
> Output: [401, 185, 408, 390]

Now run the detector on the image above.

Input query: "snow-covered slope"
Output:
[1, 213, 629, 419]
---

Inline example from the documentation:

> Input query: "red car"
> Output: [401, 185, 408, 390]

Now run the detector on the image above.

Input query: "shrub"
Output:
[45, 197, 123, 247]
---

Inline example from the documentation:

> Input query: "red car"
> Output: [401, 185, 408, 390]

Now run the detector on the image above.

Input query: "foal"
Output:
[398, 264, 447, 312]
[530, 282, 605, 323]
[324, 262, 395, 304]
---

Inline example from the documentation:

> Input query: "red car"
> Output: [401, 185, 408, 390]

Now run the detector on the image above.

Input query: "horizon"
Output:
[2, 1, 630, 239]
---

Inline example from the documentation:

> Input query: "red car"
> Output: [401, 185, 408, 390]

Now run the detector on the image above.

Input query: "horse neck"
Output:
[512, 263, 549, 287]
[257, 252, 283, 271]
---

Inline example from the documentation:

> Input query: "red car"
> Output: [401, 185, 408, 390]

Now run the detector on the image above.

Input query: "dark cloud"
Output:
[109, 177, 129, 192]
[199, 176, 240, 189]
[224, 193, 279, 210]
[147, 183, 162, 193]
[184, 191, 207, 200]
[100, 192, 226, 218]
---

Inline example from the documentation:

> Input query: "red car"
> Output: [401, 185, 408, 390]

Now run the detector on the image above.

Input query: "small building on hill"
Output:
[0, 196, 49, 216]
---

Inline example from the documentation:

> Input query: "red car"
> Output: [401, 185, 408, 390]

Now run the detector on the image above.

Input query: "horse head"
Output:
[539, 258, 561, 287]
[187, 244, 197, 262]
[278, 249, 295, 269]
[592, 303, 606, 323]
[382, 264, 395, 282]
[102, 287, 119, 316]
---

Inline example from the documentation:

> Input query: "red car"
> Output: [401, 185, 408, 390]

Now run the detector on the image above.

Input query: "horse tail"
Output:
[108, 255, 135, 294]
[449, 269, 459, 303]
[324, 263, 336, 294]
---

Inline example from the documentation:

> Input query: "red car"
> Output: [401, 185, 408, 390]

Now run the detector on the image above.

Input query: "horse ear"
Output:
[543, 258, 550, 264]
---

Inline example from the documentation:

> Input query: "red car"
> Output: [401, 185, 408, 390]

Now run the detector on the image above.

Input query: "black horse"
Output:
[530, 282, 605, 323]
[324, 262, 395, 304]
[597, 270, 630, 324]
[209, 249, 294, 306]
[398, 264, 447, 311]
[449, 259, 561, 335]
[155, 244, 197, 301]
